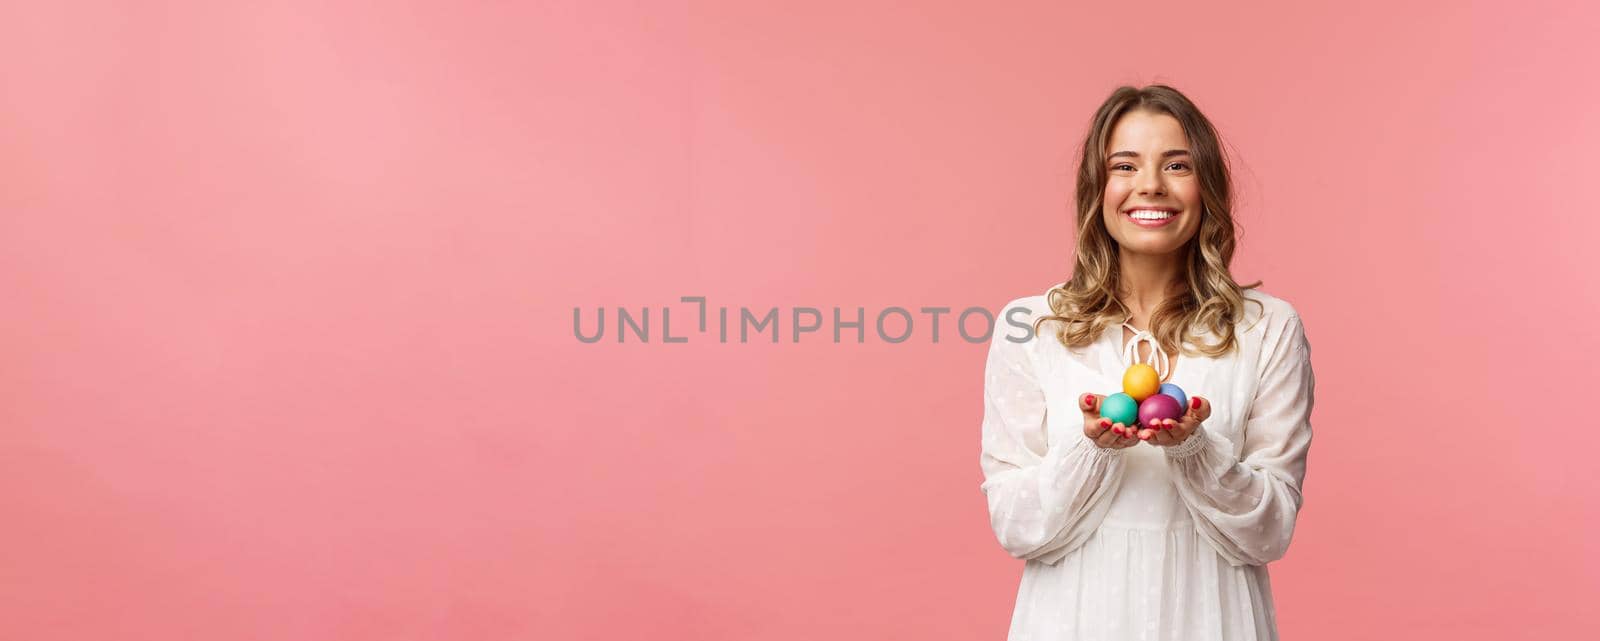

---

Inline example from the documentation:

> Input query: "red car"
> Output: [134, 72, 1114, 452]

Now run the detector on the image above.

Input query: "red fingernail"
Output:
[1191, 397, 1201, 409]
[1099, 419, 1110, 429]
[1113, 427, 1123, 435]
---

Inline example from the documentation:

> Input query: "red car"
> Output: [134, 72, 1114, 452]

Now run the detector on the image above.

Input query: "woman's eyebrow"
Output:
[1107, 149, 1192, 159]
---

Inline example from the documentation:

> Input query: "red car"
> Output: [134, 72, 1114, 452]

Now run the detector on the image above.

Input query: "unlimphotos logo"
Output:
[573, 296, 1040, 344]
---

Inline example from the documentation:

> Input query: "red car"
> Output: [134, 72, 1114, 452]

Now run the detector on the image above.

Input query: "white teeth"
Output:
[1129, 210, 1174, 220]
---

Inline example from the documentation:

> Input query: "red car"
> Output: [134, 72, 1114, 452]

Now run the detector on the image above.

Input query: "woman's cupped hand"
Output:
[1079, 393, 1211, 449]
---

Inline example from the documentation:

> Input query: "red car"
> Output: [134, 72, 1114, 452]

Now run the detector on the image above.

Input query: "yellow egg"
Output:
[1122, 364, 1161, 402]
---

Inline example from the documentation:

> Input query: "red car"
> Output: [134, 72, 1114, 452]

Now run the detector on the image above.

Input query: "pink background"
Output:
[3, 1, 1597, 639]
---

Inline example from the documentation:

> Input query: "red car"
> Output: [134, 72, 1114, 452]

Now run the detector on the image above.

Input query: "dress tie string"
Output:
[1120, 321, 1170, 381]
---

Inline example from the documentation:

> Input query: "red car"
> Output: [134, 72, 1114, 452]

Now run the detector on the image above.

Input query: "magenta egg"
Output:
[1138, 393, 1183, 427]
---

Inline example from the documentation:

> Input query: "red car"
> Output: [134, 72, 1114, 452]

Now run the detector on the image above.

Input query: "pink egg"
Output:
[1138, 393, 1183, 428]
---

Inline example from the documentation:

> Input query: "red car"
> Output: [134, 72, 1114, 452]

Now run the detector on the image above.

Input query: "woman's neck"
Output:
[1117, 250, 1184, 325]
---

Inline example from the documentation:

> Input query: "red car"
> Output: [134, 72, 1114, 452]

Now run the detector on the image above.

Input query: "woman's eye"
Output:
[1167, 162, 1190, 171]
[1111, 163, 1133, 171]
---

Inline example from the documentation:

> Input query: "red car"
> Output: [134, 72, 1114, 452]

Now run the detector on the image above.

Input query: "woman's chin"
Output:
[1119, 241, 1188, 258]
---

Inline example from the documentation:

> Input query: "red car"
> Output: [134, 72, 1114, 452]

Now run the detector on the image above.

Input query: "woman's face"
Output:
[1100, 109, 1203, 258]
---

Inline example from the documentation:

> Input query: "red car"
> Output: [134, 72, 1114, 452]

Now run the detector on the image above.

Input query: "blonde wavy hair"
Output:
[1033, 84, 1263, 366]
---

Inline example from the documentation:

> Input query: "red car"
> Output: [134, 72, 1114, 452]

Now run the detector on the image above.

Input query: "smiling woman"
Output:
[1038, 85, 1261, 364]
[979, 85, 1316, 641]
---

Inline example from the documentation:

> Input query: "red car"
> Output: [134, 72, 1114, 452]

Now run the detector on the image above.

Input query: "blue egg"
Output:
[1158, 383, 1188, 413]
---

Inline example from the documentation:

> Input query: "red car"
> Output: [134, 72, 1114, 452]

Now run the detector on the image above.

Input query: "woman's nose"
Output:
[1136, 169, 1167, 195]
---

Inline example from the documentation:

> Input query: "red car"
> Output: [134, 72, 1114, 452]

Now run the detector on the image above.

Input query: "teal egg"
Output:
[1158, 383, 1188, 413]
[1098, 392, 1139, 427]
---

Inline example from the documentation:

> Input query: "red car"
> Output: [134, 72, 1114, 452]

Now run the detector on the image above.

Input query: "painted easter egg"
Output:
[1122, 364, 1161, 402]
[1158, 383, 1187, 414]
[1138, 392, 1184, 428]
[1098, 392, 1139, 428]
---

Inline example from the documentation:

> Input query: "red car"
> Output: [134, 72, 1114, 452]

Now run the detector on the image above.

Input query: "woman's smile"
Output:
[1123, 208, 1182, 229]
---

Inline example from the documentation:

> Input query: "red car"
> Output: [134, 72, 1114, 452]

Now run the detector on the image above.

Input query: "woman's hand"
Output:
[1080, 393, 1141, 450]
[1135, 395, 1212, 447]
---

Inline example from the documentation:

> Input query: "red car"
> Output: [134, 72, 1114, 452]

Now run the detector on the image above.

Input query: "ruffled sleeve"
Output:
[1163, 312, 1315, 566]
[978, 304, 1126, 565]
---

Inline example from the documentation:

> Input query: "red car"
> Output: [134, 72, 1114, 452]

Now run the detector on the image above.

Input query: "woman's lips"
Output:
[1124, 209, 1180, 229]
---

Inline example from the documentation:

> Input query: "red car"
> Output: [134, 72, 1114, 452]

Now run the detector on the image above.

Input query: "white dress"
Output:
[978, 285, 1315, 641]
